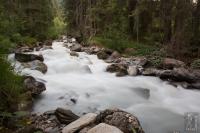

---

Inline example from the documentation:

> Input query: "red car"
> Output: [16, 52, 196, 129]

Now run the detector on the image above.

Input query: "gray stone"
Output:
[22, 60, 48, 73]
[55, 108, 79, 124]
[87, 123, 123, 133]
[24, 76, 46, 95]
[128, 66, 138, 76]
[70, 44, 82, 52]
[162, 58, 185, 69]
[70, 51, 79, 57]
[96, 108, 144, 133]
[62, 113, 97, 133]
[15, 53, 44, 62]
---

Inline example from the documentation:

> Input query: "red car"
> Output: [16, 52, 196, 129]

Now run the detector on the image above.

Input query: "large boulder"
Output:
[159, 68, 197, 83]
[87, 123, 123, 133]
[55, 108, 79, 124]
[162, 58, 185, 69]
[70, 44, 82, 52]
[131, 57, 147, 67]
[62, 113, 97, 133]
[106, 64, 128, 77]
[70, 51, 79, 57]
[127, 66, 138, 76]
[97, 51, 110, 60]
[142, 68, 161, 76]
[110, 51, 121, 59]
[96, 108, 144, 133]
[86, 46, 101, 55]
[15, 53, 44, 62]
[22, 60, 47, 73]
[24, 76, 46, 96]
[187, 82, 200, 90]
[97, 48, 113, 60]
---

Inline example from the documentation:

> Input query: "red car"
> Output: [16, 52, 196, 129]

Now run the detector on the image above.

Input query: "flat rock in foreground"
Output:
[55, 108, 79, 124]
[96, 108, 144, 133]
[87, 123, 123, 133]
[62, 113, 97, 133]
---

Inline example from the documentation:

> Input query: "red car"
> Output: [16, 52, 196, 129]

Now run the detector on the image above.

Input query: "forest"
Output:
[64, 0, 200, 61]
[0, 0, 200, 133]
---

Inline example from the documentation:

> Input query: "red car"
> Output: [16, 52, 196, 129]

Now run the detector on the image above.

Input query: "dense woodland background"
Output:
[0, 0, 200, 131]
[64, 0, 200, 60]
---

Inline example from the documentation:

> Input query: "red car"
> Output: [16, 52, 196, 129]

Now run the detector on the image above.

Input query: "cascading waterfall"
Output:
[8, 41, 200, 133]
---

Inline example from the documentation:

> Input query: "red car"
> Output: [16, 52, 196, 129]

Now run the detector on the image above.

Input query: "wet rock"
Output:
[187, 82, 200, 90]
[24, 76, 46, 96]
[127, 66, 138, 76]
[15, 53, 44, 62]
[106, 64, 127, 73]
[62, 113, 97, 133]
[106, 64, 128, 77]
[87, 123, 123, 133]
[96, 108, 144, 133]
[110, 51, 121, 59]
[15, 46, 33, 53]
[55, 108, 79, 124]
[22, 60, 48, 73]
[142, 68, 161, 76]
[134, 88, 150, 99]
[70, 51, 79, 57]
[97, 51, 110, 60]
[70, 98, 77, 104]
[159, 68, 197, 83]
[116, 69, 128, 77]
[70, 44, 82, 52]
[87, 46, 101, 54]
[162, 58, 185, 69]
[131, 57, 147, 67]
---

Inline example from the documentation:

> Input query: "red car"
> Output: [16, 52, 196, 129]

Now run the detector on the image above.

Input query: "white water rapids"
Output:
[8, 41, 200, 133]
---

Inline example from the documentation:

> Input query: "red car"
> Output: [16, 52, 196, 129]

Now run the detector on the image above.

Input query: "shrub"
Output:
[22, 36, 37, 46]
[11, 33, 23, 44]
[0, 57, 24, 111]
[0, 36, 14, 54]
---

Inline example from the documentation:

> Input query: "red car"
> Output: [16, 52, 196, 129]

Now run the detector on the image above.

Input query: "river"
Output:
[8, 40, 200, 133]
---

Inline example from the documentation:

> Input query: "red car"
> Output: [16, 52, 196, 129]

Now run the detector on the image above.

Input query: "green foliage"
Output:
[90, 36, 158, 56]
[0, 36, 14, 54]
[64, 0, 200, 59]
[0, 57, 24, 111]
[21, 36, 37, 46]
[148, 56, 163, 68]
[46, 17, 66, 39]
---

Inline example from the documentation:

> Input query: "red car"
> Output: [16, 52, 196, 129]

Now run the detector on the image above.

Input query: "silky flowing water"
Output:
[8, 41, 200, 133]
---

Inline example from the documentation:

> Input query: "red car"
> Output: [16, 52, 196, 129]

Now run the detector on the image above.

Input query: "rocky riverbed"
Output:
[8, 36, 200, 133]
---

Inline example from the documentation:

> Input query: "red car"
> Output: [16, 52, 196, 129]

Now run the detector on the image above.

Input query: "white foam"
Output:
[9, 41, 200, 133]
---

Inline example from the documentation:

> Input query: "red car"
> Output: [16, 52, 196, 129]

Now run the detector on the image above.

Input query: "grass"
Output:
[0, 56, 24, 112]
[89, 36, 159, 56]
